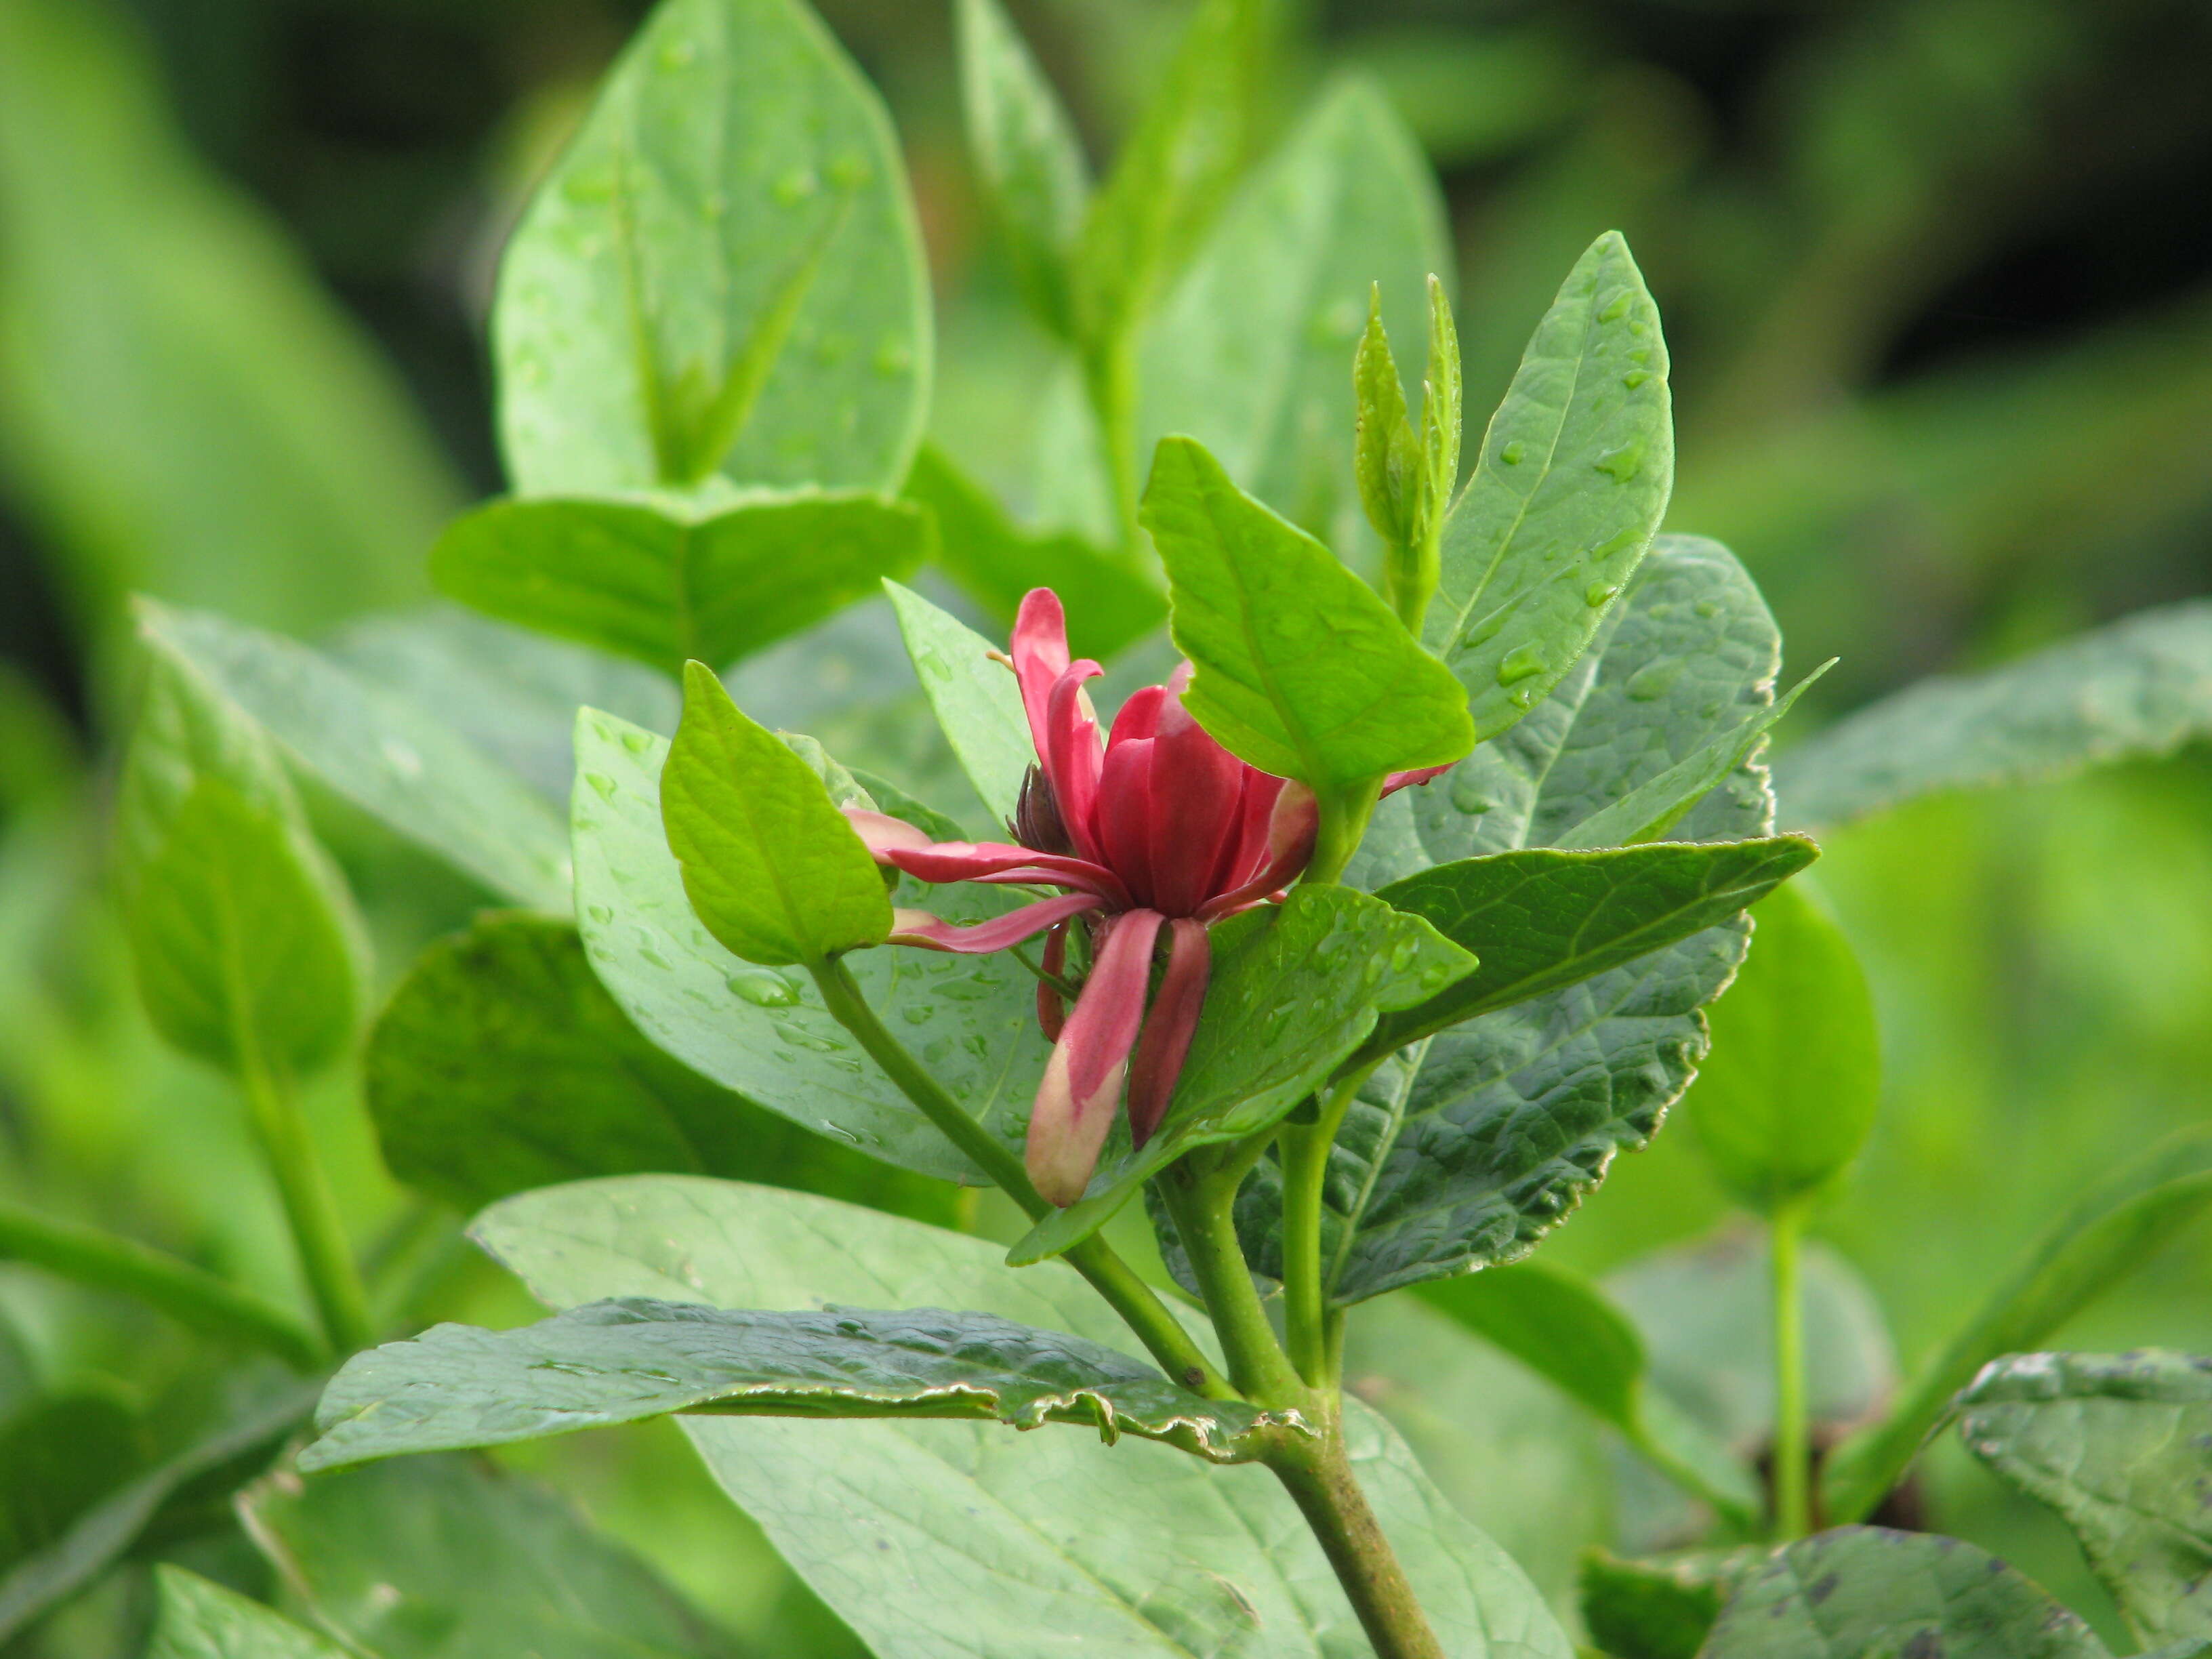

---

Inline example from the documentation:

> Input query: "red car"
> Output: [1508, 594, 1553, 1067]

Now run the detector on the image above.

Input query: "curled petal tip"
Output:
[1382, 763, 1454, 796]
[1023, 909, 1164, 1206]
[843, 807, 934, 860]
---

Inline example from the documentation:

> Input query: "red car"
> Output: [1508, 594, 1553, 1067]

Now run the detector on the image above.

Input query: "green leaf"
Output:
[882, 579, 1035, 827]
[1775, 599, 2212, 828]
[365, 913, 956, 1226]
[118, 625, 366, 1076]
[474, 1176, 1577, 1659]
[1371, 837, 1818, 1050]
[901, 445, 1163, 663]
[432, 491, 930, 680]
[0, 1391, 145, 1570]
[1355, 284, 1421, 548]
[956, 0, 1088, 340]
[1576, 1547, 1763, 1659]
[140, 601, 573, 909]
[1010, 884, 1476, 1265]
[1960, 1350, 2212, 1645]
[661, 663, 889, 965]
[1430, 232, 1673, 743]
[573, 710, 1042, 1183]
[1701, 1528, 2108, 1658]
[1141, 434, 1475, 790]
[496, 0, 928, 495]
[1683, 883, 1879, 1213]
[1825, 1127, 2212, 1524]
[237, 1454, 748, 1658]
[147, 1567, 347, 1659]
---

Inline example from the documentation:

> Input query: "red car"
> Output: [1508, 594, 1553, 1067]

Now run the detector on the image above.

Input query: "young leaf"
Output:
[432, 491, 930, 680]
[302, 1298, 1276, 1472]
[1775, 597, 2212, 828]
[118, 629, 366, 1077]
[146, 1567, 347, 1659]
[237, 1456, 730, 1659]
[496, 0, 929, 495]
[1009, 886, 1475, 1265]
[1683, 883, 1880, 1213]
[1431, 231, 1673, 743]
[1702, 1528, 2109, 1659]
[1141, 434, 1475, 790]
[661, 663, 890, 965]
[474, 1176, 1578, 1659]
[1355, 284, 1420, 548]
[882, 578, 1035, 826]
[365, 914, 956, 1226]
[1419, 273, 1463, 535]
[956, 0, 1089, 340]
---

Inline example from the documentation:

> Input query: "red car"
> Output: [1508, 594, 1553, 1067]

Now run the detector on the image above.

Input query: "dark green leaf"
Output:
[1826, 1128, 2212, 1524]
[496, 0, 928, 495]
[1684, 883, 1879, 1213]
[1142, 434, 1474, 790]
[239, 1454, 743, 1658]
[1429, 232, 1672, 743]
[956, 0, 1088, 340]
[1009, 885, 1476, 1265]
[1576, 1547, 1762, 1659]
[365, 913, 956, 1226]
[1702, 1528, 2108, 1658]
[147, 1567, 346, 1659]
[882, 578, 1035, 825]
[0, 1391, 145, 1570]
[1775, 599, 2212, 829]
[1960, 1350, 2212, 1645]
[432, 492, 930, 680]
[474, 1176, 1577, 1659]
[661, 663, 890, 965]
[119, 626, 366, 1076]
[573, 710, 1041, 1183]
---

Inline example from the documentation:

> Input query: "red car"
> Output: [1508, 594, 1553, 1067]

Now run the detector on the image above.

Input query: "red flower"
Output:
[848, 590, 1445, 1206]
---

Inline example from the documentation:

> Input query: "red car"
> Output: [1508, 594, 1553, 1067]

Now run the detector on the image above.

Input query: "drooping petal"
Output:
[1043, 663, 1106, 859]
[843, 808, 937, 858]
[886, 893, 1101, 954]
[1147, 693, 1246, 916]
[871, 839, 1131, 907]
[1382, 763, 1454, 796]
[1036, 921, 1069, 1041]
[1197, 781, 1318, 919]
[1009, 589, 1072, 760]
[1093, 736, 1156, 908]
[1026, 908, 1165, 1206]
[1126, 918, 1209, 1145]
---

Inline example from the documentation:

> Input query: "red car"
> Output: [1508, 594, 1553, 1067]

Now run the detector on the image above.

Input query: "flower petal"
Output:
[842, 807, 937, 858]
[1197, 781, 1317, 919]
[887, 893, 1101, 954]
[1010, 589, 1072, 760]
[1106, 684, 1166, 748]
[1127, 919, 1210, 1145]
[1026, 908, 1165, 1206]
[1036, 921, 1069, 1041]
[1094, 736, 1156, 908]
[1147, 693, 1246, 916]
[1382, 763, 1454, 796]
[1043, 663, 1105, 859]
[872, 839, 1131, 907]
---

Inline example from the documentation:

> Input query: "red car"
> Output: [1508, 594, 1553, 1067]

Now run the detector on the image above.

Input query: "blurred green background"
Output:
[1, 0, 2209, 1652]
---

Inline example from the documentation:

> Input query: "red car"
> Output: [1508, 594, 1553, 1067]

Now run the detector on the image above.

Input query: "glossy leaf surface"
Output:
[883, 578, 1035, 826]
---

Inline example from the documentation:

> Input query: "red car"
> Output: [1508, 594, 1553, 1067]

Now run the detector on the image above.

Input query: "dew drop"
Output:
[1694, 599, 1721, 619]
[380, 738, 422, 779]
[638, 947, 672, 971]
[1449, 772, 1493, 815]
[586, 903, 613, 924]
[1496, 643, 1549, 687]
[1389, 939, 1420, 972]
[773, 167, 819, 206]
[1599, 293, 1631, 323]
[586, 773, 618, 802]
[620, 730, 653, 756]
[1620, 370, 1650, 390]
[1593, 443, 1642, 483]
[1624, 661, 1685, 703]
[827, 152, 874, 190]
[873, 339, 914, 379]
[1585, 581, 1621, 609]
[1498, 441, 1525, 466]
[822, 1123, 863, 1145]
[727, 968, 800, 1007]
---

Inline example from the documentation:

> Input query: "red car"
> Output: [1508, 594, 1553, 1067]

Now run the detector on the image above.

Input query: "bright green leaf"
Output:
[882, 579, 1035, 827]
[496, 0, 929, 495]
[146, 1567, 347, 1659]
[1142, 434, 1474, 790]
[432, 491, 930, 680]
[1355, 284, 1421, 548]
[1684, 883, 1879, 1213]
[661, 663, 890, 965]
[1009, 885, 1475, 1265]
[1430, 232, 1673, 743]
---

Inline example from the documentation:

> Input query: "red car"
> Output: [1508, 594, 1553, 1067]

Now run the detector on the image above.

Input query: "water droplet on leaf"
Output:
[727, 968, 800, 1007]
[1496, 644, 1549, 687]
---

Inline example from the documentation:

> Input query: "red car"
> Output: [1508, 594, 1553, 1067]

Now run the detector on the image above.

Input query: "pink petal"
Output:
[1026, 908, 1165, 1206]
[1147, 693, 1245, 916]
[874, 839, 1132, 907]
[1214, 769, 1288, 893]
[1382, 763, 1454, 796]
[1044, 663, 1105, 860]
[843, 807, 937, 859]
[1094, 737, 1156, 908]
[1197, 781, 1318, 919]
[1036, 921, 1069, 1041]
[1010, 590, 1072, 761]
[1126, 919, 1209, 1145]
[887, 893, 1102, 954]
[1107, 684, 1166, 749]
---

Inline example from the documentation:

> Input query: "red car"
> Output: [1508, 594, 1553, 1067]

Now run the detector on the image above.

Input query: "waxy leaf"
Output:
[1431, 231, 1673, 743]
[147, 1568, 346, 1659]
[139, 601, 573, 909]
[1370, 836, 1818, 1050]
[661, 663, 889, 965]
[573, 710, 1042, 1183]
[956, 0, 1088, 340]
[238, 1455, 731, 1659]
[303, 1298, 1275, 1471]
[1776, 598, 2212, 828]
[496, 0, 928, 495]
[1142, 434, 1475, 790]
[118, 625, 366, 1076]
[475, 1177, 1576, 1659]
[1960, 1350, 2212, 1645]
[882, 579, 1034, 826]
[366, 914, 954, 1225]
[1702, 1528, 2108, 1659]
[1685, 882, 1880, 1213]
[432, 491, 929, 680]
[1010, 884, 1476, 1265]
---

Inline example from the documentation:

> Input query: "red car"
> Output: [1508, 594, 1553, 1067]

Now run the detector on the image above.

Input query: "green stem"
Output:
[235, 1046, 371, 1355]
[1265, 1428, 1446, 1659]
[1303, 784, 1380, 890]
[1770, 1200, 1812, 1539]
[1083, 331, 1144, 558]
[808, 957, 1230, 1399]
[1381, 528, 1441, 640]
[1280, 1067, 1376, 1387]
[1154, 1153, 1305, 1408]
[0, 1203, 325, 1370]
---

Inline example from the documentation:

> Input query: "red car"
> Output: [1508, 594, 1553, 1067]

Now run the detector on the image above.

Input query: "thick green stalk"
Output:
[1769, 1200, 1812, 1539]
[1154, 1154, 1305, 1408]
[808, 957, 1229, 1399]
[1280, 1067, 1377, 1387]
[1267, 1427, 1446, 1659]
[0, 1203, 325, 1370]
[1303, 783, 1380, 890]
[1381, 529, 1441, 640]
[234, 1043, 371, 1355]
[1083, 331, 1145, 558]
